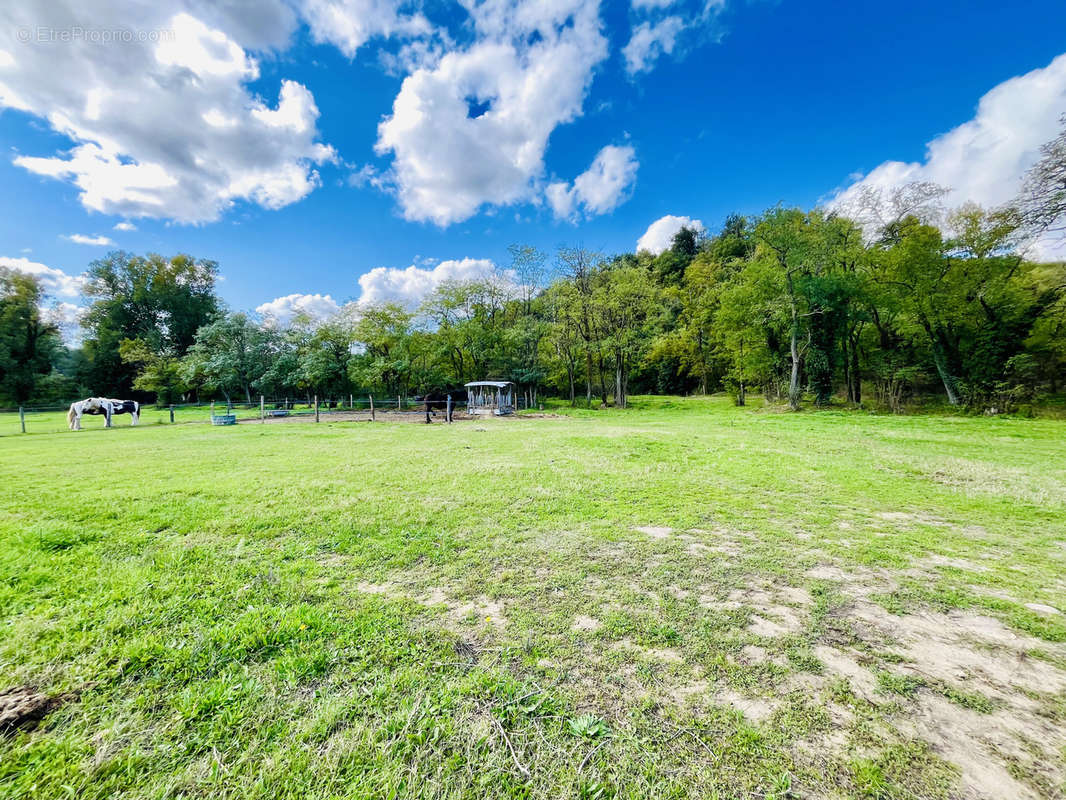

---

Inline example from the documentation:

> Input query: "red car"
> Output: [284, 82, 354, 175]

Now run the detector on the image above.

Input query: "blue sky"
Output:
[2, 0, 1065, 327]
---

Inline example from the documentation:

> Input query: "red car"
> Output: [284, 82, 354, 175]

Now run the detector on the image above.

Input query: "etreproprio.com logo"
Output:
[16, 26, 175, 44]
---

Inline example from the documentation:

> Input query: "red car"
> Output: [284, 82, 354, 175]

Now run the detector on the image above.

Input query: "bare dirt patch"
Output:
[450, 596, 508, 627]
[0, 687, 65, 734]
[919, 554, 990, 572]
[795, 560, 1066, 796]
[244, 409, 481, 426]
[900, 693, 1050, 800]
[1024, 602, 1061, 615]
[571, 615, 601, 633]
[354, 580, 400, 597]
[712, 687, 778, 723]
[877, 510, 950, 527]
[354, 581, 507, 628]
[813, 645, 882, 702]
[635, 525, 672, 539]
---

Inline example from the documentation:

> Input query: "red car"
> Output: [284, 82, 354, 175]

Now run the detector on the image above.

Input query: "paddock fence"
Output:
[0, 394, 530, 437]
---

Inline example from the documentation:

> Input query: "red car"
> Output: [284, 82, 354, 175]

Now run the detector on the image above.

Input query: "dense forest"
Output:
[3, 121, 1065, 414]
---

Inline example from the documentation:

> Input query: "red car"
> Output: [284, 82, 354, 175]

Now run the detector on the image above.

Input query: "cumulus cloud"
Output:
[1, 3, 334, 223]
[623, 16, 685, 75]
[113, 222, 137, 232]
[300, 0, 434, 58]
[375, 0, 609, 225]
[0, 256, 85, 297]
[357, 257, 498, 307]
[637, 214, 705, 254]
[830, 52, 1066, 256]
[65, 233, 115, 246]
[256, 293, 341, 326]
[547, 144, 639, 220]
[43, 301, 86, 343]
[623, 0, 726, 75]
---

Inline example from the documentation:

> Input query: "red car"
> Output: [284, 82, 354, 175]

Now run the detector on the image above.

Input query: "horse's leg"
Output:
[131, 405, 139, 426]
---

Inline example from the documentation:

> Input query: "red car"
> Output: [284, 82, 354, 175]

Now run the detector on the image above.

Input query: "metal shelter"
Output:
[465, 381, 516, 415]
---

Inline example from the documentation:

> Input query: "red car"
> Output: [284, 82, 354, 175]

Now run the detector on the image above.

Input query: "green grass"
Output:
[2, 395, 1065, 799]
[0, 402, 341, 437]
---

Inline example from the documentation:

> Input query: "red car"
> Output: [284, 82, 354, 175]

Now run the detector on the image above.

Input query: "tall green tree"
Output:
[82, 252, 219, 395]
[181, 312, 268, 403]
[0, 269, 61, 404]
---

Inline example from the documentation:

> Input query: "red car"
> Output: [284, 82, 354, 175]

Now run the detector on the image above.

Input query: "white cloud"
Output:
[65, 233, 115, 246]
[623, 16, 685, 75]
[623, 0, 726, 75]
[830, 52, 1066, 257]
[375, 0, 609, 226]
[357, 257, 497, 307]
[1, 3, 334, 223]
[637, 214, 705, 254]
[113, 222, 137, 231]
[44, 301, 86, 342]
[256, 293, 341, 326]
[0, 256, 85, 297]
[299, 0, 434, 58]
[547, 144, 639, 220]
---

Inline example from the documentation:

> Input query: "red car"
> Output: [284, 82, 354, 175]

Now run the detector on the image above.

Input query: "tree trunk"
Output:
[788, 322, 802, 410]
[597, 352, 609, 407]
[785, 274, 802, 411]
[841, 336, 852, 403]
[930, 348, 960, 406]
[615, 352, 625, 409]
[737, 338, 746, 406]
[585, 350, 593, 408]
[920, 315, 960, 405]
[849, 334, 861, 405]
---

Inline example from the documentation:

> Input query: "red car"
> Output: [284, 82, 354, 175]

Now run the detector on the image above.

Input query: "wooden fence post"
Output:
[446, 394, 452, 423]
[170, 405, 175, 423]
[397, 395, 401, 411]
[314, 395, 319, 423]
[260, 395, 265, 423]
[19, 406, 25, 434]
[369, 394, 375, 421]
[349, 394, 353, 410]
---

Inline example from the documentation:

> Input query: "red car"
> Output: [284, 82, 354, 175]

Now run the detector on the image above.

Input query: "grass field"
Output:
[0, 402, 368, 437]
[2, 396, 1065, 799]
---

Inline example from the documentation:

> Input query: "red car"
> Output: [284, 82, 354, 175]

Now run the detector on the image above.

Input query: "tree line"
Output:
[2, 119, 1065, 413]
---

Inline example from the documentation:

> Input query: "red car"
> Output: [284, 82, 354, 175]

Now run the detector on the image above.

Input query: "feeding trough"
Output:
[465, 380, 516, 415]
[210, 402, 237, 425]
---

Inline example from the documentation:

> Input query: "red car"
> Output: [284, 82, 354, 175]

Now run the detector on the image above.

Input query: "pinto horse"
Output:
[68, 397, 140, 430]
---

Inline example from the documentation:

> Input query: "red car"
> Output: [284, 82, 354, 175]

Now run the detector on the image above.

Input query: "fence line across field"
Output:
[0, 392, 522, 436]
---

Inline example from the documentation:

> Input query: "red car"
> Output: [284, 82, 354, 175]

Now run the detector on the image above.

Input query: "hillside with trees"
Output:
[4, 151, 1065, 414]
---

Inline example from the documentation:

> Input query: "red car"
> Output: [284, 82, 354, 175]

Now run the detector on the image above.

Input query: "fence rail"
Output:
[0, 394, 529, 437]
